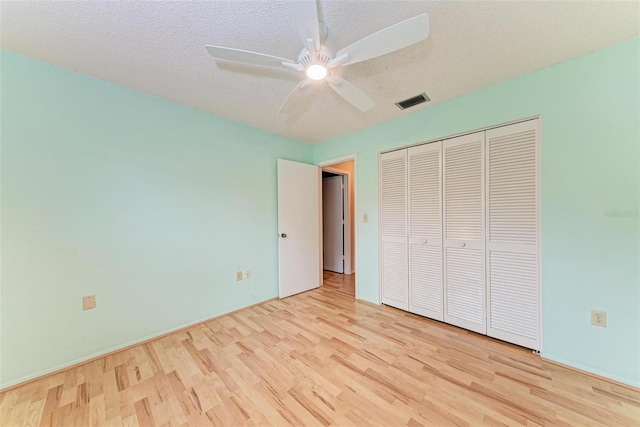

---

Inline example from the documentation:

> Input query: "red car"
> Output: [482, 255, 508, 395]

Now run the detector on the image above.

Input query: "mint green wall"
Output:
[0, 51, 312, 388]
[313, 38, 640, 386]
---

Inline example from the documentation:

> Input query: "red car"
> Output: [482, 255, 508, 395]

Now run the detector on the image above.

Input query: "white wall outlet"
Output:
[244, 269, 251, 279]
[363, 213, 369, 223]
[83, 295, 96, 311]
[591, 310, 606, 327]
[236, 271, 243, 281]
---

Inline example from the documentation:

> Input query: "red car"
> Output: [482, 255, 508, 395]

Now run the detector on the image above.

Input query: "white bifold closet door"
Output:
[486, 120, 540, 350]
[443, 132, 486, 334]
[380, 149, 408, 310]
[408, 142, 443, 320]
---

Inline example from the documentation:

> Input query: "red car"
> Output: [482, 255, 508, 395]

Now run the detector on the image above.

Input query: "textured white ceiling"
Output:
[1, 1, 638, 143]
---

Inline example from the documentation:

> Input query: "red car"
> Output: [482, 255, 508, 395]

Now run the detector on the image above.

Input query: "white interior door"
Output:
[277, 159, 320, 298]
[379, 150, 408, 311]
[486, 120, 540, 350]
[443, 132, 486, 334]
[408, 142, 443, 321]
[322, 175, 344, 273]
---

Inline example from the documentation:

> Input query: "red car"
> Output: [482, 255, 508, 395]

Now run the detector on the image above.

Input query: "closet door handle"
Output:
[422, 239, 428, 244]
[459, 241, 466, 248]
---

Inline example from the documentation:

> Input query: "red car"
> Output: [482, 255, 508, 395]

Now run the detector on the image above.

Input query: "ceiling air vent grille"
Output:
[395, 93, 430, 110]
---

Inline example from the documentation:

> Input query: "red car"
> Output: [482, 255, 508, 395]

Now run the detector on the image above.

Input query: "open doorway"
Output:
[320, 158, 356, 298]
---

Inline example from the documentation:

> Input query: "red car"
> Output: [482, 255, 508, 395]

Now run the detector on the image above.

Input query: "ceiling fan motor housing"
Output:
[298, 46, 333, 67]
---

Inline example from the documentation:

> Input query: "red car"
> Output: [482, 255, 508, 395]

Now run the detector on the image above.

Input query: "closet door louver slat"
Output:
[443, 132, 486, 335]
[486, 120, 540, 350]
[408, 142, 443, 320]
[380, 150, 408, 310]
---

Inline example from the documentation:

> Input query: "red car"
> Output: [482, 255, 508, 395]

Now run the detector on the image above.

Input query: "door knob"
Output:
[280, 233, 287, 238]
[459, 241, 466, 248]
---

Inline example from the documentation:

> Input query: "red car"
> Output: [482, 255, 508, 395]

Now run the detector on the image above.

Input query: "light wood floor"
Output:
[1, 272, 638, 426]
[322, 271, 355, 298]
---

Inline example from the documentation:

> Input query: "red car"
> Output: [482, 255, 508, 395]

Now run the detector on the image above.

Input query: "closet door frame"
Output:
[484, 119, 542, 351]
[442, 131, 487, 335]
[376, 115, 541, 349]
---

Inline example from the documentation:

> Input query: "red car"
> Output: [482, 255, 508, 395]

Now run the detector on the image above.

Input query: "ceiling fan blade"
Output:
[206, 45, 294, 68]
[288, 0, 321, 50]
[327, 76, 375, 112]
[336, 14, 430, 66]
[279, 81, 310, 114]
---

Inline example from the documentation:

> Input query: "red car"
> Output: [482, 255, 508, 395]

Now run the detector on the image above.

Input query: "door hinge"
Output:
[341, 219, 345, 225]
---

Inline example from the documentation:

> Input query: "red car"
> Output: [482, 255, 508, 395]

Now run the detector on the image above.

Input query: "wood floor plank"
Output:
[2, 272, 639, 426]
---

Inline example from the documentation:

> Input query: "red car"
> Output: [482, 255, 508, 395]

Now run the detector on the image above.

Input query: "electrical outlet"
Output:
[244, 269, 251, 279]
[236, 271, 243, 281]
[591, 310, 606, 327]
[83, 295, 96, 311]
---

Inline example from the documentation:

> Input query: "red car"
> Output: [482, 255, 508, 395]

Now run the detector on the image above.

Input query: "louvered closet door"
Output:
[443, 132, 486, 334]
[408, 142, 443, 320]
[380, 150, 408, 310]
[486, 120, 540, 350]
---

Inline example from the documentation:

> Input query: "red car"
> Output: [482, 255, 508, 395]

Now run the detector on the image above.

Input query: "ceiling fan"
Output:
[205, 0, 430, 113]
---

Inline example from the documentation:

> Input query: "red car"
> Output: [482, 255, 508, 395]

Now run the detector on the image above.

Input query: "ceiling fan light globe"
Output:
[306, 64, 328, 81]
